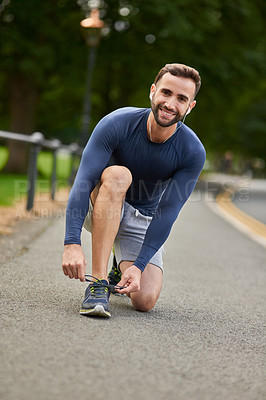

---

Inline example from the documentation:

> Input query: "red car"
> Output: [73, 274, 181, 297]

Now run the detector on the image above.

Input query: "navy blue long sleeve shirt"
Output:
[64, 107, 206, 271]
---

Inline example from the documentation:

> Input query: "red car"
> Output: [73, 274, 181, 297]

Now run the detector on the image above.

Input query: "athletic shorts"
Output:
[83, 200, 164, 271]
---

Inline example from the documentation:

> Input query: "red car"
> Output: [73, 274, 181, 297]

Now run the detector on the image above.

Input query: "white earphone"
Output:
[149, 92, 154, 101]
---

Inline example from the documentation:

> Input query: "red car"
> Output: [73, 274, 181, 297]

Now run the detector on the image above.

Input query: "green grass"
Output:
[0, 148, 76, 206]
[0, 174, 28, 206]
[0, 146, 9, 170]
[0, 174, 56, 206]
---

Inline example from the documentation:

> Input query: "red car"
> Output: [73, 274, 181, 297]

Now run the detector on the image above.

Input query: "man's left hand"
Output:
[115, 265, 141, 295]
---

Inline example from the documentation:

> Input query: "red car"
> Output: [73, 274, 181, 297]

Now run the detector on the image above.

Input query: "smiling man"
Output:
[62, 63, 206, 318]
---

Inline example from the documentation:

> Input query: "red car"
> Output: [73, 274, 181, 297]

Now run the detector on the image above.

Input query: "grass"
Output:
[0, 174, 28, 206]
[0, 146, 8, 170]
[0, 147, 76, 206]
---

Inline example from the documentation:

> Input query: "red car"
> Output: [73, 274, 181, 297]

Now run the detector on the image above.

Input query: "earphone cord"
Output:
[84, 274, 126, 291]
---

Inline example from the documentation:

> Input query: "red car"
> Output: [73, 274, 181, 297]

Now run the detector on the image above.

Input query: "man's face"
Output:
[150, 73, 196, 127]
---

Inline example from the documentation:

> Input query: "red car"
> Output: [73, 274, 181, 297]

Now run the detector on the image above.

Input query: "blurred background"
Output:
[0, 0, 265, 178]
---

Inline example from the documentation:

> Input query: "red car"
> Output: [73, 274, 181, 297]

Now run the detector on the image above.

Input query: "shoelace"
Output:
[85, 274, 125, 291]
[89, 283, 108, 298]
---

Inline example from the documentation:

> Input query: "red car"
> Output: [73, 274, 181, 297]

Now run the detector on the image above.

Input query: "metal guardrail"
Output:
[0, 130, 83, 211]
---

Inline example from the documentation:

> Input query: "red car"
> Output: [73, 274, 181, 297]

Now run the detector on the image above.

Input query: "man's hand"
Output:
[62, 244, 87, 282]
[116, 265, 141, 295]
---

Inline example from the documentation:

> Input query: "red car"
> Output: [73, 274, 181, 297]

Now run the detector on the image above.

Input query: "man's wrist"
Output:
[133, 260, 145, 272]
[64, 240, 81, 246]
[132, 264, 143, 274]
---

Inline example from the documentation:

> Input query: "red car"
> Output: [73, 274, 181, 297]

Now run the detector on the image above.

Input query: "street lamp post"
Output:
[79, 8, 104, 147]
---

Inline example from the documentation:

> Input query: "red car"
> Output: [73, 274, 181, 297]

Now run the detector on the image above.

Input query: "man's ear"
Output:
[190, 100, 196, 111]
[149, 84, 156, 101]
[186, 100, 196, 115]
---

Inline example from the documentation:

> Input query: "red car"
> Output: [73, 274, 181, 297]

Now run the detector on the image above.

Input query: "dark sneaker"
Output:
[80, 280, 111, 318]
[108, 256, 122, 294]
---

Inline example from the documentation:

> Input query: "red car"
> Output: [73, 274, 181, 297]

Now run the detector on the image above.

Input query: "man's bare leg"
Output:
[90, 166, 132, 280]
[119, 261, 163, 311]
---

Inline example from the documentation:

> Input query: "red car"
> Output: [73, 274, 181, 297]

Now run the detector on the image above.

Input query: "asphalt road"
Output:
[203, 174, 266, 224]
[1, 190, 265, 400]
[233, 188, 266, 224]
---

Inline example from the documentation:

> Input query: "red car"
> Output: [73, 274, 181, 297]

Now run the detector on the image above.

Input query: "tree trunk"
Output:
[3, 75, 39, 174]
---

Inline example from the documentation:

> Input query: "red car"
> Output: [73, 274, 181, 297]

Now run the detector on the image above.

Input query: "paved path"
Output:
[204, 173, 266, 223]
[1, 189, 265, 400]
[233, 184, 266, 224]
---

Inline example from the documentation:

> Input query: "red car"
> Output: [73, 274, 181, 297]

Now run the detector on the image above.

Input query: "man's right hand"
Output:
[62, 244, 87, 282]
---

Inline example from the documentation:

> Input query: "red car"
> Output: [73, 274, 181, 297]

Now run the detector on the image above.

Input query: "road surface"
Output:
[233, 179, 266, 224]
[0, 188, 265, 400]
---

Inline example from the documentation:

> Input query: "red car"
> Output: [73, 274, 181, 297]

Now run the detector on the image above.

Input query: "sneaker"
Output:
[80, 280, 111, 318]
[108, 256, 122, 294]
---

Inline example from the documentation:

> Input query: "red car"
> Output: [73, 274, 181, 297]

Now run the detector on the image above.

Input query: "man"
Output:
[62, 63, 206, 318]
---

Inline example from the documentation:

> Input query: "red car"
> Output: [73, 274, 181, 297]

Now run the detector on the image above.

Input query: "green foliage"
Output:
[0, 0, 86, 142]
[0, 145, 72, 179]
[0, 0, 265, 161]
[0, 146, 9, 170]
[37, 151, 72, 180]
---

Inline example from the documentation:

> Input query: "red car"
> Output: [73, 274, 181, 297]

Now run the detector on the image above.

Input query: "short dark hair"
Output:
[154, 63, 201, 98]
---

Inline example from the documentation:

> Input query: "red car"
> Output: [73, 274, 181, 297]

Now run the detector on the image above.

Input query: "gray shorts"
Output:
[83, 200, 164, 271]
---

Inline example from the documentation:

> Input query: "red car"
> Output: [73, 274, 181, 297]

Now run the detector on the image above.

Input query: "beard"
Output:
[151, 99, 185, 127]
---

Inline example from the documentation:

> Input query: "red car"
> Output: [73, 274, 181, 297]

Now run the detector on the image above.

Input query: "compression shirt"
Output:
[64, 107, 206, 271]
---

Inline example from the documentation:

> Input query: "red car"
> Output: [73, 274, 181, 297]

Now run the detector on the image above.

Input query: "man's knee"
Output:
[131, 292, 158, 312]
[99, 166, 132, 200]
[101, 166, 132, 186]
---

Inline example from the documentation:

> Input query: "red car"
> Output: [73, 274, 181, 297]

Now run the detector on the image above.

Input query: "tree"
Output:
[0, 0, 265, 173]
[0, 0, 84, 172]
